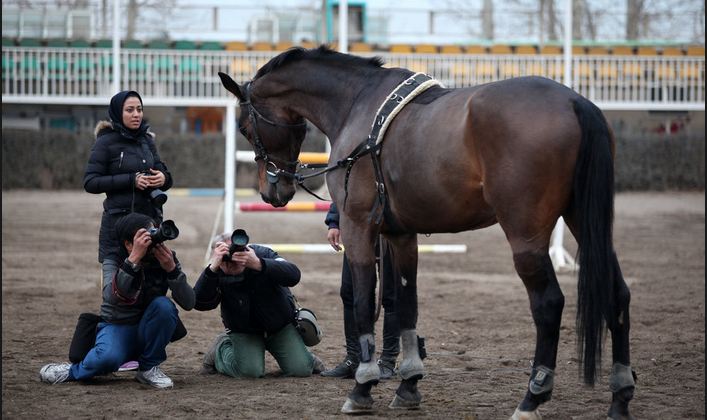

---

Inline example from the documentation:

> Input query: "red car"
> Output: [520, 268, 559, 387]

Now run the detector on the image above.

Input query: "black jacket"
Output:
[193, 245, 301, 335]
[84, 120, 173, 262]
[325, 202, 339, 229]
[100, 252, 194, 325]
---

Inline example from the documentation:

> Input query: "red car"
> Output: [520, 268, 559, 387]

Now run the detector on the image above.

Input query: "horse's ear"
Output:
[218, 72, 245, 102]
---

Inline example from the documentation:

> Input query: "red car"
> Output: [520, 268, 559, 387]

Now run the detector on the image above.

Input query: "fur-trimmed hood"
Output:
[94, 120, 155, 140]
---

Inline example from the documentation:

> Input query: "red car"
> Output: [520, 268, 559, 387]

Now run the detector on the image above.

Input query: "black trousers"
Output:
[340, 238, 400, 362]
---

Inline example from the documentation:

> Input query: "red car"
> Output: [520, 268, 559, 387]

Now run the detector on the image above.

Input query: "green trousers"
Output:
[215, 323, 314, 378]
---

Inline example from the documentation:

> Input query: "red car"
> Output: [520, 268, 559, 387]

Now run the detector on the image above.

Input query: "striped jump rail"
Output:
[236, 202, 331, 212]
[260, 244, 468, 254]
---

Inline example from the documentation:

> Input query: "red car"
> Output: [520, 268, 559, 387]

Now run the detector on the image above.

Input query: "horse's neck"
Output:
[266, 66, 400, 142]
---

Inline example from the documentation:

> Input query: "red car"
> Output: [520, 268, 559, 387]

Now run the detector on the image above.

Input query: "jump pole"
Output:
[549, 0, 577, 272]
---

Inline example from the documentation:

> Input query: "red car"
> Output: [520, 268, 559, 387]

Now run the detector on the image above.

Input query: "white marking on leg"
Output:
[399, 329, 425, 379]
[401, 276, 407, 287]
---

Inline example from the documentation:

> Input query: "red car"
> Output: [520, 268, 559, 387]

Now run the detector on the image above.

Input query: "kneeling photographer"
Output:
[195, 230, 325, 378]
[39, 213, 194, 389]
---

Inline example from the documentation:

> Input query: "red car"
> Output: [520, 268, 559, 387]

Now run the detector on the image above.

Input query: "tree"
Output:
[626, 0, 645, 40]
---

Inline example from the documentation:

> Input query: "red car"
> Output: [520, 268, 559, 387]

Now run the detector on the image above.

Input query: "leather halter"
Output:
[240, 81, 307, 184]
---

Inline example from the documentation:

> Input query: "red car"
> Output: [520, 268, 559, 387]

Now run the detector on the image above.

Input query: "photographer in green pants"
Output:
[195, 231, 325, 378]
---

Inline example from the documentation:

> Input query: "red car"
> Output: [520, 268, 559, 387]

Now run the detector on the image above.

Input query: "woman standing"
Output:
[84, 90, 173, 288]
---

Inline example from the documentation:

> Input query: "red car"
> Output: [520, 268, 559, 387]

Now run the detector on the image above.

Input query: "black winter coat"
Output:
[193, 245, 301, 335]
[84, 120, 173, 262]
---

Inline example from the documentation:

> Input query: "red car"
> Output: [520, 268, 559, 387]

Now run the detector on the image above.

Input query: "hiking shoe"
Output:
[377, 358, 397, 380]
[39, 363, 72, 384]
[312, 354, 327, 374]
[136, 366, 173, 389]
[320, 358, 358, 378]
[118, 360, 139, 371]
[200, 332, 229, 375]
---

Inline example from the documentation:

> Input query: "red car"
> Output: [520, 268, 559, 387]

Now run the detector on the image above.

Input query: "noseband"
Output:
[240, 82, 307, 184]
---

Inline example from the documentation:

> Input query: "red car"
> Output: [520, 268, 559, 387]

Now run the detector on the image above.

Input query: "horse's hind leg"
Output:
[507, 241, 565, 420]
[606, 252, 635, 420]
[385, 233, 425, 410]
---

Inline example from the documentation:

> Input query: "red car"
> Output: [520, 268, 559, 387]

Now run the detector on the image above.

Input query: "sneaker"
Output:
[135, 366, 173, 389]
[200, 332, 229, 375]
[377, 358, 397, 380]
[320, 358, 358, 378]
[311, 354, 327, 374]
[118, 360, 139, 372]
[39, 363, 72, 384]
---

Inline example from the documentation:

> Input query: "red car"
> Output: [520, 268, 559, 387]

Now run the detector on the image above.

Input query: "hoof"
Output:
[510, 407, 542, 420]
[341, 397, 374, 414]
[607, 415, 634, 420]
[388, 394, 421, 410]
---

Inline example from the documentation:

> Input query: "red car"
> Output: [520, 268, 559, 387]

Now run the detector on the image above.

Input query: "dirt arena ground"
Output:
[2, 190, 704, 419]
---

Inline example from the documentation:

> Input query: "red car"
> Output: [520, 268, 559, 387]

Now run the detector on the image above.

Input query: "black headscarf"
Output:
[108, 90, 149, 139]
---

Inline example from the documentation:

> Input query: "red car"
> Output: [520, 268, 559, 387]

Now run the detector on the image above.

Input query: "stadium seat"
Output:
[46, 39, 68, 48]
[251, 42, 273, 51]
[18, 38, 41, 47]
[414, 44, 437, 54]
[2, 38, 15, 46]
[686, 45, 705, 56]
[2, 56, 15, 80]
[440, 45, 463, 54]
[611, 46, 634, 56]
[514, 45, 537, 55]
[174, 40, 197, 50]
[464, 45, 486, 54]
[661, 47, 684, 56]
[95, 39, 113, 48]
[20, 56, 41, 79]
[200, 41, 223, 51]
[489, 44, 512, 55]
[147, 40, 171, 50]
[274, 41, 294, 51]
[123, 39, 143, 49]
[390, 44, 413, 53]
[350, 42, 372, 52]
[572, 46, 587, 55]
[225, 41, 248, 51]
[587, 46, 609, 55]
[539, 45, 562, 55]
[636, 46, 658, 56]
[69, 39, 91, 48]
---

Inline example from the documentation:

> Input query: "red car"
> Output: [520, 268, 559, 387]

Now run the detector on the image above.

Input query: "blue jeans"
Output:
[69, 296, 178, 380]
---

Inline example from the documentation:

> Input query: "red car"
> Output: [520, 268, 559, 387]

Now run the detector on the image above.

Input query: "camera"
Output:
[140, 171, 168, 206]
[148, 220, 179, 245]
[222, 229, 249, 261]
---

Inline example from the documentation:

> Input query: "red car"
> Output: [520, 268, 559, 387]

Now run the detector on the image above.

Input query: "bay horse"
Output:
[218, 46, 635, 419]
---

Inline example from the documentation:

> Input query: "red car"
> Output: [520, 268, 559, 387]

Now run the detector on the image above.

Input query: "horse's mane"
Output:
[254, 45, 385, 80]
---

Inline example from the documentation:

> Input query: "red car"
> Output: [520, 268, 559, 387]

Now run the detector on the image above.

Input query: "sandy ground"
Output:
[2, 190, 704, 419]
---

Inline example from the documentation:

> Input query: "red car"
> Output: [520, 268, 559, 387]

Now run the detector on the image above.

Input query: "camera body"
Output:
[222, 229, 249, 262]
[148, 219, 179, 245]
[140, 171, 168, 206]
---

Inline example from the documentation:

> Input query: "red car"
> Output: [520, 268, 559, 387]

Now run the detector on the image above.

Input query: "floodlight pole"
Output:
[112, 0, 121, 94]
[549, 0, 577, 272]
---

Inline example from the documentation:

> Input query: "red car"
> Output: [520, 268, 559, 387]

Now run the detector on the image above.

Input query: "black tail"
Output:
[571, 97, 616, 385]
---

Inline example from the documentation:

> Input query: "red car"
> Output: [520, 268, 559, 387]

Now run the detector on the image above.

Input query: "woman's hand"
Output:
[144, 169, 166, 188]
[134, 172, 150, 190]
[327, 228, 342, 251]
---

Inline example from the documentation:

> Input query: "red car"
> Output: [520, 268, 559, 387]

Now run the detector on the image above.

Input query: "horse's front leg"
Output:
[341, 231, 380, 414]
[386, 233, 425, 410]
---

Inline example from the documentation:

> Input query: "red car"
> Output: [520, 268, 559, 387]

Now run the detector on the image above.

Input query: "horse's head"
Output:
[218, 71, 307, 207]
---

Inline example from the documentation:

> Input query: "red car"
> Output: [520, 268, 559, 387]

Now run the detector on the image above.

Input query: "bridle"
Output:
[239, 81, 307, 185]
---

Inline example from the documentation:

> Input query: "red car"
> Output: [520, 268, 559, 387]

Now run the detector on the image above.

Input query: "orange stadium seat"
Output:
[251, 42, 273, 51]
[686, 45, 705, 56]
[611, 46, 634, 56]
[489, 44, 512, 54]
[587, 46, 610, 55]
[414, 44, 437, 54]
[661, 47, 684, 56]
[539, 45, 562, 55]
[390, 44, 413, 53]
[464, 45, 487, 54]
[440, 45, 463, 54]
[514, 45, 537, 55]
[350, 42, 372, 52]
[572, 45, 587, 55]
[274, 41, 294, 51]
[225, 41, 248, 51]
[636, 46, 657, 56]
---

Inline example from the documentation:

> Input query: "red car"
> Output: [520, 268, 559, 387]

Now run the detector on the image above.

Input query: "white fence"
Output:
[2, 46, 705, 109]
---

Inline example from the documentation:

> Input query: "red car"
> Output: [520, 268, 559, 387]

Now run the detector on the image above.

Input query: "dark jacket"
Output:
[325, 202, 339, 229]
[84, 120, 173, 262]
[100, 252, 194, 325]
[193, 244, 301, 335]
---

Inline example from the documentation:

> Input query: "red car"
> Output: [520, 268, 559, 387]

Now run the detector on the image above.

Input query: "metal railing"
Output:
[2, 47, 704, 109]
